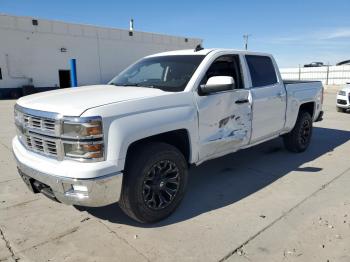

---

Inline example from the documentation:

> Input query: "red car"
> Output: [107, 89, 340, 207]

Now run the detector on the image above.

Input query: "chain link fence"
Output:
[280, 65, 350, 85]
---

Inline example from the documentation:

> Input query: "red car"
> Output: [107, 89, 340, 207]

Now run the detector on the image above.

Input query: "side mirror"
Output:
[199, 76, 235, 95]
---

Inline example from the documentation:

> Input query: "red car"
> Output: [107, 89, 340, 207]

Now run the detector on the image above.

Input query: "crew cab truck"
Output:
[13, 48, 324, 223]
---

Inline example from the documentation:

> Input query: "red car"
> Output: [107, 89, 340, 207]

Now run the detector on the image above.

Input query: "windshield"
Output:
[109, 55, 205, 92]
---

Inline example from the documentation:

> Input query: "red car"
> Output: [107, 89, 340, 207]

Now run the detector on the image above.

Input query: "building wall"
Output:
[0, 14, 202, 89]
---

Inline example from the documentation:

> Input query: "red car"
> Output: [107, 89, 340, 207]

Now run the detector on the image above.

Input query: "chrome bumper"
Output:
[336, 104, 350, 109]
[14, 154, 123, 207]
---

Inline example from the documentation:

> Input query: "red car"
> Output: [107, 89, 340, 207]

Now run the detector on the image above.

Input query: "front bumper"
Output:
[336, 96, 350, 109]
[336, 104, 350, 109]
[13, 137, 123, 207]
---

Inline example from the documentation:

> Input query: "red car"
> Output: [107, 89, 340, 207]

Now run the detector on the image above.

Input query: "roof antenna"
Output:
[194, 44, 204, 52]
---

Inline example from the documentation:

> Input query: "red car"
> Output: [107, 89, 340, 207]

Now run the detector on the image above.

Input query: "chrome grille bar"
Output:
[15, 104, 61, 159]
[22, 113, 57, 134]
[21, 132, 59, 158]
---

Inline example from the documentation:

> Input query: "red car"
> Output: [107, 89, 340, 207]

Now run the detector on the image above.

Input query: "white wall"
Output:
[280, 65, 350, 85]
[0, 14, 202, 89]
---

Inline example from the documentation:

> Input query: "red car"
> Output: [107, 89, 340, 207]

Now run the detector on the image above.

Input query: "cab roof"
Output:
[146, 48, 272, 58]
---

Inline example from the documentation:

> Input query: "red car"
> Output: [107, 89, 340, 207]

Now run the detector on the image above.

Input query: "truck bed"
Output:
[283, 79, 323, 129]
[283, 80, 321, 85]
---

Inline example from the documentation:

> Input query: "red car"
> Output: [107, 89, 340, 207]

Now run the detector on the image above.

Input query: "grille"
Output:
[337, 99, 347, 105]
[15, 109, 60, 159]
[23, 133, 58, 157]
[23, 114, 56, 134]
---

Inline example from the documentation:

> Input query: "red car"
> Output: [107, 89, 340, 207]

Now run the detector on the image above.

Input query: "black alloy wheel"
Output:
[142, 160, 180, 210]
[119, 142, 188, 223]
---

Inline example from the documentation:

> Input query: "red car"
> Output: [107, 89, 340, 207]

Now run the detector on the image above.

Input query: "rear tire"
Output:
[283, 111, 313, 153]
[119, 142, 188, 223]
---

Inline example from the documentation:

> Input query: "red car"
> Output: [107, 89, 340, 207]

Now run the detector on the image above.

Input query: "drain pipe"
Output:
[70, 59, 78, 87]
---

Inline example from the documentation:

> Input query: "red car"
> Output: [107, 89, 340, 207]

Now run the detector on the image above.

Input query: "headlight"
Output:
[14, 108, 23, 125]
[338, 90, 346, 96]
[63, 142, 104, 161]
[62, 117, 103, 139]
[62, 117, 105, 162]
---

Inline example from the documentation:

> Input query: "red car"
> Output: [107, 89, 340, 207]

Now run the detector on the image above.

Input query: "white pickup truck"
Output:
[13, 48, 324, 223]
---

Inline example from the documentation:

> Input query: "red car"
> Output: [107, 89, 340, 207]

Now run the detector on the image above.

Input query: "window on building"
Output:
[246, 55, 278, 87]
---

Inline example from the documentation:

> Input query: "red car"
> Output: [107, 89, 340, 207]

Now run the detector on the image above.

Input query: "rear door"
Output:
[246, 55, 286, 143]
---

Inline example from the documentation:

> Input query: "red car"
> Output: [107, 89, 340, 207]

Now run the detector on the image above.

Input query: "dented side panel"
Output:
[195, 89, 252, 162]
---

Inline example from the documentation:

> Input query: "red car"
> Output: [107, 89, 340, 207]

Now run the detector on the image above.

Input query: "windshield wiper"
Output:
[116, 84, 137, 87]
[136, 84, 155, 88]
[110, 83, 161, 89]
[109, 83, 138, 87]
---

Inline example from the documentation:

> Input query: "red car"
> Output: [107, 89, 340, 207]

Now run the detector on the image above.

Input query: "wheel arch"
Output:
[285, 100, 316, 133]
[124, 129, 192, 169]
[299, 101, 315, 118]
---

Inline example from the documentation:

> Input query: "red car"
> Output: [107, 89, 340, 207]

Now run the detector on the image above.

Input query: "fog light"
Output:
[72, 185, 88, 192]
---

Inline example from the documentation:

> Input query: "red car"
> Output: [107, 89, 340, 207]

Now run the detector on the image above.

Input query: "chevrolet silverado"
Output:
[13, 48, 324, 223]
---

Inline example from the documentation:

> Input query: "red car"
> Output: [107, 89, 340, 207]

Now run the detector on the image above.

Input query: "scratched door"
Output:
[195, 89, 252, 162]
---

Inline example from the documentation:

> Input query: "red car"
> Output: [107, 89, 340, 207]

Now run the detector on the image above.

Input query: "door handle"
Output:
[235, 99, 249, 104]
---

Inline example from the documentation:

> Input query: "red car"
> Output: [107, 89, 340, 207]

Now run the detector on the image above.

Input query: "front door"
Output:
[195, 55, 252, 162]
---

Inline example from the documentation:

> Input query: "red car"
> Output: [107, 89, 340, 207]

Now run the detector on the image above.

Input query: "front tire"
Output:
[119, 142, 188, 223]
[283, 111, 313, 153]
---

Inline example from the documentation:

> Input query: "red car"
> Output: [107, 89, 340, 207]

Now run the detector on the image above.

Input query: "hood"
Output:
[17, 85, 167, 116]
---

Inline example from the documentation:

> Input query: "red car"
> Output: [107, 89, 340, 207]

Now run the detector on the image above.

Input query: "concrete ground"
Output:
[0, 91, 349, 262]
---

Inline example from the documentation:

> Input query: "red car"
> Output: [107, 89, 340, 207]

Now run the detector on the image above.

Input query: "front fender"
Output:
[82, 92, 198, 172]
[108, 105, 198, 170]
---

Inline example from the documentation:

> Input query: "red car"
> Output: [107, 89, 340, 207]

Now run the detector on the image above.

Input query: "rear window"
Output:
[246, 55, 277, 87]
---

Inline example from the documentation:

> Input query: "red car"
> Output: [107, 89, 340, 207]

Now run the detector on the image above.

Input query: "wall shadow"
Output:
[76, 127, 350, 227]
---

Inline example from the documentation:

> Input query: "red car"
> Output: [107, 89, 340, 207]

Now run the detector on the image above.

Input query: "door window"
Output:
[246, 55, 277, 87]
[202, 55, 244, 89]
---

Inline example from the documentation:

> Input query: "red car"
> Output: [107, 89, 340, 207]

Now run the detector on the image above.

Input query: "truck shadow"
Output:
[76, 126, 350, 227]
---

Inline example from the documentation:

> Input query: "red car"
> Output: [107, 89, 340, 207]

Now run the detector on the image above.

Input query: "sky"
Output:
[0, 0, 349, 67]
